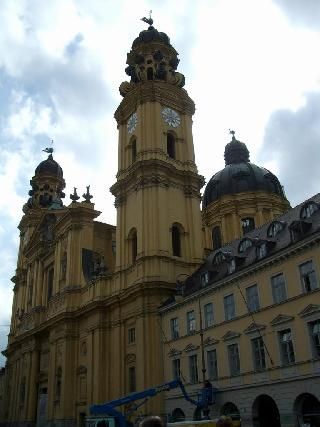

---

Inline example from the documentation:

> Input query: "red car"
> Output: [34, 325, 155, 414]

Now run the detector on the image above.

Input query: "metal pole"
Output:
[198, 299, 210, 419]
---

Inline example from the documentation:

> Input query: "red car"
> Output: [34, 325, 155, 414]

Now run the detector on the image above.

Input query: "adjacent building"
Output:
[161, 191, 320, 427]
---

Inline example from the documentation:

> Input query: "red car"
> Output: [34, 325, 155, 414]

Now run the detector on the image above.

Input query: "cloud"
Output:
[259, 92, 320, 205]
[273, 0, 320, 30]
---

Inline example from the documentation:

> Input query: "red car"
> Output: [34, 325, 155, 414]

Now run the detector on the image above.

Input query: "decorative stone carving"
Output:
[222, 330, 241, 341]
[76, 365, 87, 375]
[184, 343, 199, 352]
[125, 353, 136, 364]
[299, 304, 320, 317]
[80, 341, 87, 356]
[270, 314, 294, 326]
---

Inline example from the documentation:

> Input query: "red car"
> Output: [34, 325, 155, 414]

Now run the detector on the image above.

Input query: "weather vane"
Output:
[141, 10, 153, 27]
[42, 139, 54, 154]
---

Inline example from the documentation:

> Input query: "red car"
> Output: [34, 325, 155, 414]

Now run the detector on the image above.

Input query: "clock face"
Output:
[127, 112, 138, 134]
[161, 107, 181, 128]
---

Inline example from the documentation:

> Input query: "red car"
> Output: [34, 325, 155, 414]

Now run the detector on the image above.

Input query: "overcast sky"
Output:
[1, 0, 320, 366]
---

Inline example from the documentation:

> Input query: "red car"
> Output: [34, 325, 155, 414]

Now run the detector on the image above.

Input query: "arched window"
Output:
[172, 408, 185, 422]
[221, 402, 240, 421]
[213, 251, 225, 266]
[267, 221, 285, 238]
[47, 267, 54, 301]
[60, 251, 67, 280]
[55, 367, 62, 400]
[128, 228, 138, 264]
[238, 238, 253, 253]
[131, 138, 137, 163]
[241, 217, 255, 235]
[132, 230, 137, 262]
[300, 201, 318, 219]
[172, 225, 181, 257]
[167, 133, 176, 159]
[212, 226, 222, 250]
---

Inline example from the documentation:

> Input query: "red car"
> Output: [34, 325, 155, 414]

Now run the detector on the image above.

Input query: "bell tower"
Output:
[111, 20, 204, 287]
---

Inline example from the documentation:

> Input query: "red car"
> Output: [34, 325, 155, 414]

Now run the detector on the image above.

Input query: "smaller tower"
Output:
[202, 132, 290, 250]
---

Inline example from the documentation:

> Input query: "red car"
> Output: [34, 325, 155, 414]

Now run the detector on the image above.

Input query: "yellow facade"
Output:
[161, 198, 320, 427]
[1, 23, 318, 427]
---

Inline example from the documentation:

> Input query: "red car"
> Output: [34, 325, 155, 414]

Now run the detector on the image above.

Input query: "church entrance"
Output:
[252, 394, 281, 427]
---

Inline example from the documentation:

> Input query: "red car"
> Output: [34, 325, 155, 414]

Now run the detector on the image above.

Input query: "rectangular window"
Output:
[200, 271, 209, 287]
[224, 294, 235, 321]
[128, 327, 135, 344]
[228, 343, 240, 376]
[251, 337, 266, 371]
[204, 303, 214, 328]
[170, 318, 179, 339]
[300, 261, 318, 292]
[309, 320, 320, 358]
[271, 273, 287, 304]
[172, 358, 181, 379]
[189, 354, 198, 383]
[279, 329, 295, 365]
[186, 311, 196, 334]
[246, 284, 260, 312]
[128, 366, 136, 392]
[207, 349, 218, 380]
[47, 267, 54, 301]
[241, 217, 255, 235]
[257, 243, 267, 259]
[227, 259, 236, 274]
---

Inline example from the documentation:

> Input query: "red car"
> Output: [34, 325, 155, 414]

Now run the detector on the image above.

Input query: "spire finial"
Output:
[229, 129, 236, 141]
[82, 185, 93, 203]
[42, 139, 54, 155]
[141, 10, 153, 27]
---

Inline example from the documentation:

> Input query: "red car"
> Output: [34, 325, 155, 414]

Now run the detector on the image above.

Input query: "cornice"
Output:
[111, 158, 204, 203]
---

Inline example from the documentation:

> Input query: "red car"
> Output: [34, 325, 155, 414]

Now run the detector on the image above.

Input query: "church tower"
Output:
[108, 20, 204, 412]
[111, 20, 204, 284]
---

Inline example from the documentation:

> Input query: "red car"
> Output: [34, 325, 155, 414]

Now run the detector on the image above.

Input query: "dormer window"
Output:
[241, 217, 255, 235]
[257, 242, 267, 259]
[200, 271, 209, 287]
[267, 221, 284, 238]
[238, 238, 253, 253]
[227, 258, 236, 274]
[213, 251, 225, 266]
[212, 226, 222, 250]
[300, 201, 318, 219]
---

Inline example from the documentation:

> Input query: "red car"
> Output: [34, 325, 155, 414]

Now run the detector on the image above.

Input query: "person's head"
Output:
[139, 416, 164, 427]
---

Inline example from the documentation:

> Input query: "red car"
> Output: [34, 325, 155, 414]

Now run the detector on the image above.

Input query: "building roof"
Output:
[184, 193, 320, 296]
[34, 154, 63, 179]
[203, 134, 286, 208]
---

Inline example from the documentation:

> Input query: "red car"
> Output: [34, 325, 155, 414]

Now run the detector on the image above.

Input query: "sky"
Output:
[0, 0, 320, 366]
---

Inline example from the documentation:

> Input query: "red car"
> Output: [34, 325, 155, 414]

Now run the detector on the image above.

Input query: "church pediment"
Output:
[243, 322, 266, 334]
[184, 343, 200, 352]
[203, 336, 219, 347]
[270, 314, 294, 326]
[299, 304, 320, 317]
[222, 330, 241, 341]
[168, 348, 182, 358]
